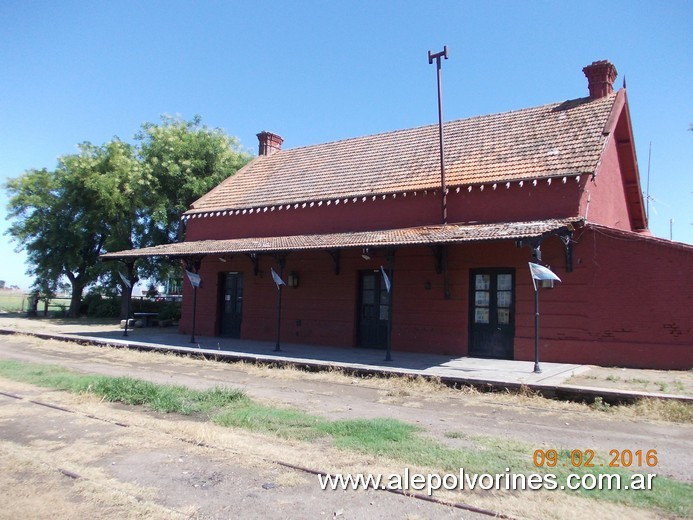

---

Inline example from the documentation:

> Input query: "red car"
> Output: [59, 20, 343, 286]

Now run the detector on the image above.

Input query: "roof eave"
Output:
[101, 218, 584, 260]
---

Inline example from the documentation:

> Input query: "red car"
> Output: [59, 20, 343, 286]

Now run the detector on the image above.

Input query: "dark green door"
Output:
[469, 269, 515, 359]
[358, 271, 390, 349]
[220, 272, 243, 338]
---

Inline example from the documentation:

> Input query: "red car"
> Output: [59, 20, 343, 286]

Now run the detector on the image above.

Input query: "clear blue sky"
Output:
[1, 0, 691, 291]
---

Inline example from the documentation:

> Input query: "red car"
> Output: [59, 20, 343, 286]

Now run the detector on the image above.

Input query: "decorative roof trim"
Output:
[180, 173, 583, 221]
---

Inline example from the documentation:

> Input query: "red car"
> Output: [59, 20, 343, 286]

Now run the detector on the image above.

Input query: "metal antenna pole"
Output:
[428, 46, 449, 225]
[646, 142, 651, 221]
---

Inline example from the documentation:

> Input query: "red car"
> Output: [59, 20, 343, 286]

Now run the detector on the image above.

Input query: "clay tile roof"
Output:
[101, 218, 581, 259]
[188, 95, 617, 214]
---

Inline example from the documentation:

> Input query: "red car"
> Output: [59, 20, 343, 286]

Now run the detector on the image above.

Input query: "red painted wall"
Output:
[185, 181, 583, 241]
[512, 227, 693, 369]
[578, 97, 648, 233]
[180, 243, 526, 356]
[180, 226, 692, 370]
[579, 134, 633, 231]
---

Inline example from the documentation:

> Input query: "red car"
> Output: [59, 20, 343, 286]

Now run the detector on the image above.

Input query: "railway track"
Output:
[0, 388, 518, 520]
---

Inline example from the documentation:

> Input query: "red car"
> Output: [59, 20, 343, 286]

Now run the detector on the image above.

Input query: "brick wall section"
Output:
[513, 226, 692, 369]
[180, 225, 691, 369]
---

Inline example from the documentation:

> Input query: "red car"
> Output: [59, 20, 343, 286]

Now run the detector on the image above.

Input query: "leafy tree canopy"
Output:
[6, 139, 143, 316]
[5, 116, 250, 317]
[137, 115, 250, 246]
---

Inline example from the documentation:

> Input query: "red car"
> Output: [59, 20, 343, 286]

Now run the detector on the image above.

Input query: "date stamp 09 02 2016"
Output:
[533, 449, 658, 468]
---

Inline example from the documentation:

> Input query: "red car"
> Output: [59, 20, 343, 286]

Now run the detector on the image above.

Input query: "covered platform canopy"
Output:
[100, 217, 581, 261]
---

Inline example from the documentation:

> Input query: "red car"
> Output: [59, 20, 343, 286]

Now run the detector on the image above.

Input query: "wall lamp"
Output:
[361, 247, 371, 261]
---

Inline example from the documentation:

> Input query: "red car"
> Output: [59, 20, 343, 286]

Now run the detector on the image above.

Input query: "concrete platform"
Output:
[2, 317, 690, 405]
[73, 329, 588, 386]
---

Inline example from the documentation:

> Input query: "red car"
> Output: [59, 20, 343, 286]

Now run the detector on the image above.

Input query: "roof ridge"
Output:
[267, 95, 610, 154]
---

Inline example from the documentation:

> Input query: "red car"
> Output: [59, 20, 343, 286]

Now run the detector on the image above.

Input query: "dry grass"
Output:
[0, 440, 189, 520]
[567, 366, 693, 396]
[464, 489, 666, 520]
[8, 334, 691, 425]
[273, 470, 309, 488]
[3, 334, 690, 518]
[612, 397, 693, 423]
[3, 375, 688, 520]
[208, 357, 693, 424]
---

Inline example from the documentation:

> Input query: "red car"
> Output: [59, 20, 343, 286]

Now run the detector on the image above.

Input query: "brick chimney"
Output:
[257, 131, 283, 156]
[582, 60, 618, 99]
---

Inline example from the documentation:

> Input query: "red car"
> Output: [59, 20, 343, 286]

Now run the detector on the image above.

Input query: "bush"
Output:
[79, 293, 99, 315]
[52, 304, 67, 318]
[130, 297, 160, 314]
[158, 302, 181, 322]
[80, 293, 120, 318]
[91, 296, 120, 317]
[80, 293, 181, 320]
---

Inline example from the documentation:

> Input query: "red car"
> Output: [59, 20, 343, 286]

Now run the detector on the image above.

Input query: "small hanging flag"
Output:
[380, 266, 391, 293]
[118, 272, 131, 289]
[271, 268, 286, 288]
[186, 270, 202, 288]
[528, 262, 561, 290]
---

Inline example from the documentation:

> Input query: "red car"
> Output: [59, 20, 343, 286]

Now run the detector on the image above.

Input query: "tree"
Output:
[136, 115, 250, 248]
[120, 115, 250, 297]
[100, 115, 251, 313]
[6, 115, 250, 318]
[5, 139, 146, 317]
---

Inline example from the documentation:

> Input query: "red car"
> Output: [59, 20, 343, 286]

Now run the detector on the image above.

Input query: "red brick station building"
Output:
[104, 61, 692, 370]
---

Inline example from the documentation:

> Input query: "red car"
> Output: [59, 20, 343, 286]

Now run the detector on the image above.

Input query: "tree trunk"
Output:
[65, 271, 84, 318]
[68, 284, 83, 318]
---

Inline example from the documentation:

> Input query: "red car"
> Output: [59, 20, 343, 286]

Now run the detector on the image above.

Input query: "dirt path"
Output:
[0, 380, 479, 520]
[1, 335, 691, 519]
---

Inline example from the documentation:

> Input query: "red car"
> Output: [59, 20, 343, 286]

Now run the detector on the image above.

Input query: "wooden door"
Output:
[469, 269, 514, 359]
[219, 272, 243, 338]
[358, 271, 390, 349]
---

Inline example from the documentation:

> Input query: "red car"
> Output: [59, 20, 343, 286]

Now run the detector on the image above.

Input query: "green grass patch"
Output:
[213, 403, 324, 440]
[625, 377, 651, 385]
[0, 293, 27, 312]
[0, 359, 690, 517]
[0, 359, 245, 415]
